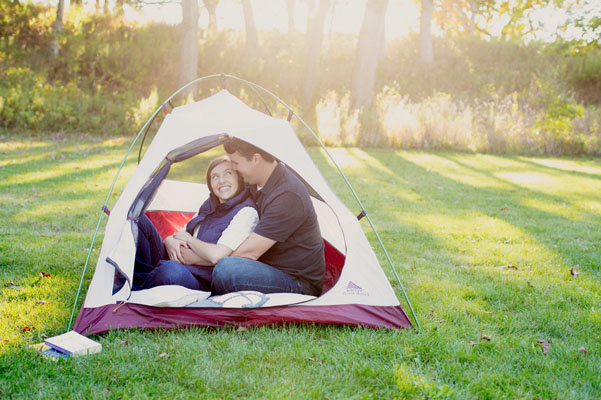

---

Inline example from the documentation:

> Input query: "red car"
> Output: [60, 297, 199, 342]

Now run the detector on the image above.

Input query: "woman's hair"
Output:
[206, 155, 245, 203]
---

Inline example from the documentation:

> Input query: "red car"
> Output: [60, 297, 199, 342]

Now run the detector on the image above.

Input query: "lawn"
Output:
[1, 132, 600, 399]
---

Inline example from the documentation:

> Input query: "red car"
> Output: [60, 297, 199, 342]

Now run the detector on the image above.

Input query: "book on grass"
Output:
[44, 330, 101, 356]
[30, 342, 68, 360]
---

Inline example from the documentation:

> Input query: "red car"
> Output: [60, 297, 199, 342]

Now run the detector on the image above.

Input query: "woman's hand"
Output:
[164, 235, 187, 263]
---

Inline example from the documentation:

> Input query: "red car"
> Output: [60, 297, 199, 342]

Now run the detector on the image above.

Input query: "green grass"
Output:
[1, 133, 600, 399]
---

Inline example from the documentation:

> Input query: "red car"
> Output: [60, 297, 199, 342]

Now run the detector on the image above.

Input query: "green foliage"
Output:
[0, 67, 132, 133]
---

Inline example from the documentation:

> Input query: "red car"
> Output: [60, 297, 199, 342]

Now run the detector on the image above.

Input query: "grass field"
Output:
[1, 133, 600, 399]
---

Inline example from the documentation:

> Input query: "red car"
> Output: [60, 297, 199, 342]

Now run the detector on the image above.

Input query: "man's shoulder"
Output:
[276, 164, 310, 196]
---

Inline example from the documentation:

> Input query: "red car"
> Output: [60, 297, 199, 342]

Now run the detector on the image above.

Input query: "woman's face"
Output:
[209, 161, 239, 203]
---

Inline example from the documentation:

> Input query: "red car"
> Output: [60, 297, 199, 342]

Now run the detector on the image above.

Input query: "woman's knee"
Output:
[147, 260, 199, 289]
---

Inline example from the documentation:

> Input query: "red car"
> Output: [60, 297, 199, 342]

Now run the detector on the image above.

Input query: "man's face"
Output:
[228, 151, 258, 185]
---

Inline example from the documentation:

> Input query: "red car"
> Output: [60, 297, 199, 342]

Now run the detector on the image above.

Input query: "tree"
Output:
[350, 0, 389, 109]
[50, 0, 65, 58]
[203, 0, 219, 35]
[241, 0, 259, 58]
[300, 0, 331, 109]
[179, 0, 200, 97]
[433, 0, 564, 39]
[115, 0, 125, 16]
[419, 0, 434, 64]
[286, 0, 295, 35]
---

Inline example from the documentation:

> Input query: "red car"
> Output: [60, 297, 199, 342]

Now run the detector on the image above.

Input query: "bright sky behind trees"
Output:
[35, 0, 598, 42]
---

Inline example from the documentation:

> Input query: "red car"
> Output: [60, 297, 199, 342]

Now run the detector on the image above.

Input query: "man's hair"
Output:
[223, 137, 275, 163]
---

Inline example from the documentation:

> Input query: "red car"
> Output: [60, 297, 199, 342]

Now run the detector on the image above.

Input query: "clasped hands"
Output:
[164, 231, 197, 264]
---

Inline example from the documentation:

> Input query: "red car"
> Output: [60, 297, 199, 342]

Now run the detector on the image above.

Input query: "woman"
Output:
[132, 155, 258, 291]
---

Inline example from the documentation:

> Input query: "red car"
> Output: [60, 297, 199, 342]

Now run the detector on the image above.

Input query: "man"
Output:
[211, 137, 325, 296]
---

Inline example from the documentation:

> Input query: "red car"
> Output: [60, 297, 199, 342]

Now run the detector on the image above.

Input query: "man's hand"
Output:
[173, 231, 193, 242]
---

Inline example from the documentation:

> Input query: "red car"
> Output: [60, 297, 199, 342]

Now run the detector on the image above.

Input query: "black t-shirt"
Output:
[250, 162, 324, 296]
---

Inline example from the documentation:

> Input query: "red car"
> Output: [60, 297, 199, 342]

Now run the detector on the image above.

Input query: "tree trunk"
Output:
[179, 0, 200, 98]
[241, 0, 259, 59]
[203, 0, 218, 35]
[300, 0, 330, 109]
[50, 0, 65, 58]
[71, 0, 81, 6]
[419, 0, 434, 64]
[469, 0, 477, 36]
[95, 0, 100, 13]
[115, 0, 124, 16]
[350, 0, 388, 109]
[103, 0, 109, 14]
[286, 0, 295, 35]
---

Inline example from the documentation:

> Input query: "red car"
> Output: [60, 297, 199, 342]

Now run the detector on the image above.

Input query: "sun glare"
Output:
[120, 0, 419, 39]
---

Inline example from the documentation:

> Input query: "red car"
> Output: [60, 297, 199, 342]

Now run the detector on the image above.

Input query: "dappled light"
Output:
[496, 172, 557, 185]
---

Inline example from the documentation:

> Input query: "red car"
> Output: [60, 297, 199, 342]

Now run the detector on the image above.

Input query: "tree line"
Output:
[46, 0, 600, 112]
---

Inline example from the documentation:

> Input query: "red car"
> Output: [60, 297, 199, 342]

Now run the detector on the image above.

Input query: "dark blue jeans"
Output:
[212, 256, 304, 295]
[132, 214, 213, 291]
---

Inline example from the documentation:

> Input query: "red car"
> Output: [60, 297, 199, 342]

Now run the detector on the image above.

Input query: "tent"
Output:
[72, 77, 418, 335]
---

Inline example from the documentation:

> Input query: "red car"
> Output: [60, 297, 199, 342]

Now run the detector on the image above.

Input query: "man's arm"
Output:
[231, 232, 276, 260]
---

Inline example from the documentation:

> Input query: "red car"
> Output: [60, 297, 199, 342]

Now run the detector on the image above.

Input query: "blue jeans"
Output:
[212, 256, 305, 295]
[142, 260, 213, 291]
[132, 214, 213, 291]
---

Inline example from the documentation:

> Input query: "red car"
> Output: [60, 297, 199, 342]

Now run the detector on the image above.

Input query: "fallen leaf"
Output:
[537, 339, 549, 354]
[500, 207, 509, 212]
[237, 326, 247, 332]
[505, 265, 518, 270]
[480, 333, 492, 341]
[119, 340, 129, 346]
[104, 388, 110, 393]
[21, 326, 36, 332]
[570, 268, 579, 277]
[468, 341, 477, 346]
[158, 352, 169, 359]
[40, 272, 51, 278]
[578, 347, 587, 354]
[308, 357, 324, 365]
[527, 281, 534, 288]
[35, 300, 49, 306]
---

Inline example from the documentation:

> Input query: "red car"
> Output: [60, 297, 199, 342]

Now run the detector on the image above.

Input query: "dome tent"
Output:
[71, 76, 419, 335]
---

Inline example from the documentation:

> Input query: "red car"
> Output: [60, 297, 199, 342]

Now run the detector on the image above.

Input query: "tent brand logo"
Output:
[344, 281, 368, 296]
